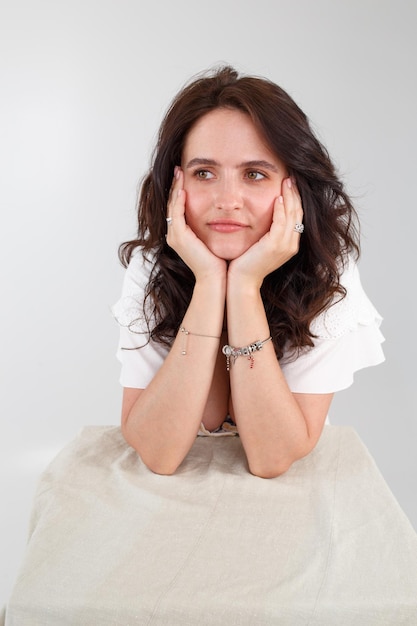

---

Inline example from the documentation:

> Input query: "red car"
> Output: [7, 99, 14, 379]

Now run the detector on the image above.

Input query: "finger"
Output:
[271, 194, 286, 229]
[273, 180, 303, 260]
[167, 166, 178, 198]
[281, 177, 304, 230]
[166, 171, 187, 248]
[166, 168, 182, 218]
[282, 177, 302, 213]
[168, 168, 186, 221]
[167, 166, 179, 204]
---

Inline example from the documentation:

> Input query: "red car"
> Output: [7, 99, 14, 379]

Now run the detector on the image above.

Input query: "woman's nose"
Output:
[214, 178, 243, 211]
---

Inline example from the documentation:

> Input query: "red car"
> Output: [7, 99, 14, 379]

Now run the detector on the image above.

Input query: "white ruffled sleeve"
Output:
[280, 259, 385, 394]
[111, 251, 169, 389]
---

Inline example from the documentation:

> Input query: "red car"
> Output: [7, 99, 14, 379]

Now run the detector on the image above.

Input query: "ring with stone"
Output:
[166, 217, 173, 226]
[294, 222, 304, 234]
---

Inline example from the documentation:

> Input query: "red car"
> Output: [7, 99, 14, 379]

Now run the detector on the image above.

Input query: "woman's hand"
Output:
[228, 177, 303, 288]
[166, 168, 227, 282]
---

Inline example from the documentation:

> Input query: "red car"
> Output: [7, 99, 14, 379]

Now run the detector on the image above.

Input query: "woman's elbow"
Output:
[146, 461, 179, 476]
[121, 422, 184, 475]
[248, 446, 312, 479]
[133, 446, 182, 475]
[248, 460, 293, 479]
[248, 447, 311, 478]
[129, 442, 182, 476]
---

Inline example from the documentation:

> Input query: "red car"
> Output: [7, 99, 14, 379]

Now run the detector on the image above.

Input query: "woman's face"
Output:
[181, 108, 288, 261]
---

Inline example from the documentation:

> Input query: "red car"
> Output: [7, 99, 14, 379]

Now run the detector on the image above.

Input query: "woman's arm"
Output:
[226, 177, 331, 478]
[121, 279, 226, 474]
[226, 280, 332, 478]
[121, 170, 228, 474]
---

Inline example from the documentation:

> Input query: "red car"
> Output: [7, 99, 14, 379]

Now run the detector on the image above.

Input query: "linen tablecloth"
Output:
[5, 425, 417, 625]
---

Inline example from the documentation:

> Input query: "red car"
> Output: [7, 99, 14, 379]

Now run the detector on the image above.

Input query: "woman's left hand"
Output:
[228, 177, 304, 288]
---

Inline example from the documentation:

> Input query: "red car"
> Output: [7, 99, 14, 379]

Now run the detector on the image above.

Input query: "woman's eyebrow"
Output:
[185, 158, 218, 169]
[185, 158, 279, 172]
[241, 160, 279, 172]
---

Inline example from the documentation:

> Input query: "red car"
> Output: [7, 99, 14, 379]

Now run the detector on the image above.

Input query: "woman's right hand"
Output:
[166, 167, 227, 282]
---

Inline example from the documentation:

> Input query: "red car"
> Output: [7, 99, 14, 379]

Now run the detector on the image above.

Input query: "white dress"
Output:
[8, 255, 417, 625]
[112, 249, 385, 406]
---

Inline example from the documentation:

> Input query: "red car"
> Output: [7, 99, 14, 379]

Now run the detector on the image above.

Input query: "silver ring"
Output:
[294, 222, 304, 234]
[166, 217, 173, 226]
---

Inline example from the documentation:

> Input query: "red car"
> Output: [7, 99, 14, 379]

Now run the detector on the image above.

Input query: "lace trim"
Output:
[198, 416, 238, 437]
[310, 263, 382, 340]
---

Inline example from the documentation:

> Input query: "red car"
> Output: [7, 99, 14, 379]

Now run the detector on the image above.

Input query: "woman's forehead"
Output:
[182, 108, 283, 167]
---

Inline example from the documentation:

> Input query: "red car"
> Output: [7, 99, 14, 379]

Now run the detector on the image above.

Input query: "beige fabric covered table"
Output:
[5, 425, 417, 625]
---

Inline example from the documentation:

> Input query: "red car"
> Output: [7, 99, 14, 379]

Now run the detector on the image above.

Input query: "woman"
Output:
[10, 68, 417, 626]
[113, 66, 384, 477]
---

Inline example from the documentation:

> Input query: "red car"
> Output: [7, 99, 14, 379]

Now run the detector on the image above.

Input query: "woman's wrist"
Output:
[186, 276, 226, 336]
[225, 273, 269, 347]
[226, 269, 262, 299]
[194, 269, 227, 294]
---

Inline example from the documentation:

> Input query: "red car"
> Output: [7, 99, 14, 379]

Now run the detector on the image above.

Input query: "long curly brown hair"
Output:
[119, 66, 360, 359]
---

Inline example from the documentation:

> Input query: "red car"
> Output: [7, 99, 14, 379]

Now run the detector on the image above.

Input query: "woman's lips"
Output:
[208, 220, 248, 233]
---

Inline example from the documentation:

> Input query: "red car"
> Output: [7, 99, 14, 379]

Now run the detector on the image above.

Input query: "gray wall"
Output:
[1, 0, 416, 605]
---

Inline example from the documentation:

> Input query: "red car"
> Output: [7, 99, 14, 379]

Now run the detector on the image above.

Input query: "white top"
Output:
[112, 250, 385, 394]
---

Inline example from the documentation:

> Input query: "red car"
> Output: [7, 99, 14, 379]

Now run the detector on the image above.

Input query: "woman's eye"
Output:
[246, 171, 265, 181]
[194, 169, 214, 180]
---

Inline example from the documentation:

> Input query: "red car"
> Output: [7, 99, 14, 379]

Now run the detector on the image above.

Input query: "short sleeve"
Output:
[280, 258, 385, 394]
[111, 251, 169, 389]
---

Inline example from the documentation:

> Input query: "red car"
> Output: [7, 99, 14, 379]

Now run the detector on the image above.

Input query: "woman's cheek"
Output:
[184, 190, 205, 226]
[256, 202, 275, 234]
[183, 202, 199, 232]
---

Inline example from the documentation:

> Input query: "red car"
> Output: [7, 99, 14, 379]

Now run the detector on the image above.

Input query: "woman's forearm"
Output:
[123, 277, 226, 474]
[226, 278, 326, 478]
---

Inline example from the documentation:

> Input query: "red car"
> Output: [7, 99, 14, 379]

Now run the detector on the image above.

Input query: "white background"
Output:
[1, 0, 416, 607]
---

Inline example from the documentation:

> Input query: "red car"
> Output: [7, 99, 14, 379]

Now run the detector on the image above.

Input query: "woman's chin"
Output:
[207, 242, 251, 261]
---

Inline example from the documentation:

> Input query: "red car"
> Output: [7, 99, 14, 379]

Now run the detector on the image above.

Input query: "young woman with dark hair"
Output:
[113, 66, 384, 477]
[10, 67, 417, 626]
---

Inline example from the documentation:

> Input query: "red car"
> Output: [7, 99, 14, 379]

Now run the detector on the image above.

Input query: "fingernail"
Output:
[286, 178, 292, 189]
[175, 166, 180, 180]
[279, 195, 284, 204]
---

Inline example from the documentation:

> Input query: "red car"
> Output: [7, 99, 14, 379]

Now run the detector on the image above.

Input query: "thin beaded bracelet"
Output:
[222, 336, 272, 371]
[180, 327, 221, 355]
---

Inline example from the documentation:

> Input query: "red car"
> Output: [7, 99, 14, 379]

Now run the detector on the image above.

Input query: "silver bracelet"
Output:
[180, 326, 221, 355]
[222, 336, 272, 371]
